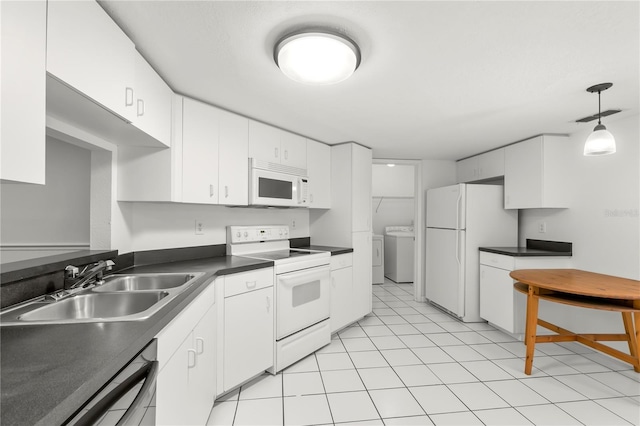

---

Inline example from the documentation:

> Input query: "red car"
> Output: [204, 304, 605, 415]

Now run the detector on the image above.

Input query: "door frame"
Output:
[372, 159, 424, 302]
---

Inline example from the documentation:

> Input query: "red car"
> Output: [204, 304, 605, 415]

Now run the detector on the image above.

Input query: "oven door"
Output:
[276, 265, 330, 340]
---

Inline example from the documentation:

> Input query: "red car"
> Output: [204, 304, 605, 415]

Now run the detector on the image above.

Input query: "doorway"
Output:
[371, 159, 424, 302]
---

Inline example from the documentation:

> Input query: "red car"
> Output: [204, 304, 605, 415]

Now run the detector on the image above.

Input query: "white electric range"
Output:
[226, 225, 331, 372]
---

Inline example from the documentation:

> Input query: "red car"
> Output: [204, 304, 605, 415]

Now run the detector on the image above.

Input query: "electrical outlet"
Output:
[538, 221, 547, 233]
[292, 220, 296, 229]
[195, 219, 204, 235]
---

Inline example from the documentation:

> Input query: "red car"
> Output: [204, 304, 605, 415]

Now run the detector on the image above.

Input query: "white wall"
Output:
[520, 113, 639, 339]
[127, 202, 310, 252]
[372, 198, 414, 235]
[0, 137, 91, 249]
[372, 164, 414, 197]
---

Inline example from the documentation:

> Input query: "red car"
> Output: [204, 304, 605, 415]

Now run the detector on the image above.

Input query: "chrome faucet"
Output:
[66, 260, 115, 290]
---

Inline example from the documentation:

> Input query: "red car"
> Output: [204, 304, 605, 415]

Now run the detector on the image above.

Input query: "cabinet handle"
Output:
[266, 295, 271, 312]
[225, 185, 229, 198]
[376, 248, 380, 257]
[275, 147, 279, 159]
[187, 349, 197, 368]
[246, 280, 257, 289]
[284, 150, 288, 160]
[196, 337, 205, 355]
[125, 87, 134, 106]
[310, 194, 314, 203]
[210, 184, 214, 197]
[136, 99, 145, 117]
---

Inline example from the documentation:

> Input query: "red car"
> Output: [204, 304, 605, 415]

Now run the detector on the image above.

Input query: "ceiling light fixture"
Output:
[583, 83, 616, 156]
[387, 163, 396, 167]
[274, 30, 361, 85]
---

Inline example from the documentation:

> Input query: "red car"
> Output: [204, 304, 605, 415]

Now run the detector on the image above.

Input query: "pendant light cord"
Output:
[597, 90, 602, 125]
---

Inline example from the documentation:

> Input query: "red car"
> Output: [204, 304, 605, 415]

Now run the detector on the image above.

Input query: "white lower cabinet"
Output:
[219, 268, 274, 393]
[479, 252, 571, 335]
[156, 281, 217, 426]
[330, 254, 354, 333]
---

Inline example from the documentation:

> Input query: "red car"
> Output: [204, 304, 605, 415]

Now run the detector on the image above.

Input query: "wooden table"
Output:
[510, 269, 640, 375]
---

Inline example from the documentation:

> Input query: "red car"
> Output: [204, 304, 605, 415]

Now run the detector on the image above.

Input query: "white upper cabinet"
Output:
[218, 109, 249, 206]
[306, 140, 331, 208]
[47, 0, 135, 122]
[132, 50, 172, 147]
[248, 121, 307, 172]
[457, 148, 505, 183]
[182, 98, 219, 204]
[504, 135, 569, 209]
[0, 0, 46, 184]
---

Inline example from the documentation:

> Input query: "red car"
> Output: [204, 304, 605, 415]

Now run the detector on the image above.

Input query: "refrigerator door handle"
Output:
[455, 190, 462, 265]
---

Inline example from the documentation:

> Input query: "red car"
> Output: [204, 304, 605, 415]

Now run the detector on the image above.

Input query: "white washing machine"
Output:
[372, 234, 384, 284]
[384, 226, 414, 283]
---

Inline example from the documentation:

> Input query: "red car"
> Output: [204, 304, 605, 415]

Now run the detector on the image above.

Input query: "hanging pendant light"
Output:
[583, 83, 616, 156]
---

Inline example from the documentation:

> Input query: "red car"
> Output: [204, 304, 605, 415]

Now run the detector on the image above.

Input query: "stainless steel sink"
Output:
[92, 273, 196, 292]
[0, 272, 205, 326]
[18, 292, 168, 322]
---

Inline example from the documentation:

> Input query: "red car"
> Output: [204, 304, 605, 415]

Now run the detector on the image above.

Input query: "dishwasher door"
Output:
[65, 340, 158, 426]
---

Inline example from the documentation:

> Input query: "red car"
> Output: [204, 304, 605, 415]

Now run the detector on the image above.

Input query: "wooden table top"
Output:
[510, 269, 640, 300]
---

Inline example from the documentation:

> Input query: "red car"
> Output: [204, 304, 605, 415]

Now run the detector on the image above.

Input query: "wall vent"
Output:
[575, 109, 621, 123]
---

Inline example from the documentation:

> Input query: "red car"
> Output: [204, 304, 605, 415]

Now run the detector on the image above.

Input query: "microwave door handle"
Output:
[71, 360, 158, 426]
[297, 178, 303, 204]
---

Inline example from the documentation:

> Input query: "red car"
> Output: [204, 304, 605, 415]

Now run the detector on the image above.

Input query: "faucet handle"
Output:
[65, 265, 79, 279]
[105, 260, 115, 270]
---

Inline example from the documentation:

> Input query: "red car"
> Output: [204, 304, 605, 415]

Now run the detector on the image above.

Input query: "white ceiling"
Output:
[99, 1, 639, 161]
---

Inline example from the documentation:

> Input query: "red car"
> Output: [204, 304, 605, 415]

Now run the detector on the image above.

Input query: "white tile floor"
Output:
[207, 280, 640, 425]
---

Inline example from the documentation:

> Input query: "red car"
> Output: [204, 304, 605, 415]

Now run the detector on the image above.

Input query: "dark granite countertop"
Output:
[0, 255, 273, 426]
[297, 245, 354, 256]
[479, 247, 573, 257]
[480, 239, 572, 257]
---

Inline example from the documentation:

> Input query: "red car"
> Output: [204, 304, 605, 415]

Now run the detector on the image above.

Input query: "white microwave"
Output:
[249, 159, 309, 207]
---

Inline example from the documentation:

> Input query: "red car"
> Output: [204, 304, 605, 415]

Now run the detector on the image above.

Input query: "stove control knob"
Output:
[236, 231, 241, 238]
[244, 231, 248, 238]
[279, 230, 283, 236]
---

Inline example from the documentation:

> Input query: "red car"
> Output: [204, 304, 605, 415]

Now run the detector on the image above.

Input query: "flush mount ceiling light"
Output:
[583, 83, 616, 156]
[274, 30, 361, 85]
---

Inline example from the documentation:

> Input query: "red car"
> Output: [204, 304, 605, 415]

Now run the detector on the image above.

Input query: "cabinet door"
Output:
[156, 333, 193, 426]
[352, 231, 373, 320]
[330, 266, 354, 333]
[133, 50, 172, 147]
[479, 265, 515, 333]
[352, 144, 373, 232]
[218, 109, 249, 205]
[224, 286, 274, 391]
[0, 0, 46, 184]
[504, 137, 543, 209]
[182, 98, 219, 204]
[280, 131, 307, 170]
[456, 157, 478, 183]
[47, 0, 135, 121]
[477, 148, 504, 180]
[189, 306, 217, 425]
[307, 140, 331, 208]
[248, 120, 280, 164]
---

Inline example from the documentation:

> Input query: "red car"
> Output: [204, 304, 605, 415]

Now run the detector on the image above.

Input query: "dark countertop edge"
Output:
[297, 245, 354, 255]
[1, 250, 118, 284]
[479, 247, 573, 257]
[3, 256, 274, 426]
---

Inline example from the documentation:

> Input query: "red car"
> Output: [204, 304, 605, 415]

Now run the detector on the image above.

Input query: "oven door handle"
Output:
[279, 267, 329, 287]
[69, 360, 159, 426]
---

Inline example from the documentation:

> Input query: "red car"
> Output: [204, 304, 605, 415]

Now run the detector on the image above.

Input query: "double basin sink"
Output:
[0, 273, 204, 326]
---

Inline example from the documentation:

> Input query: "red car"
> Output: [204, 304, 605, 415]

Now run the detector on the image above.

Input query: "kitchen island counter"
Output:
[0, 255, 273, 426]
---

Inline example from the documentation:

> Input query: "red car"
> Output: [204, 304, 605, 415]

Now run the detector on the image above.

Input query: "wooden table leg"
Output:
[524, 285, 540, 375]
[633, 307, 640, 373]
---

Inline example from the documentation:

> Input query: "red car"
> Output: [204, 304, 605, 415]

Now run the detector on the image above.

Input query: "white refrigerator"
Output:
[425, 184, 517, 322]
